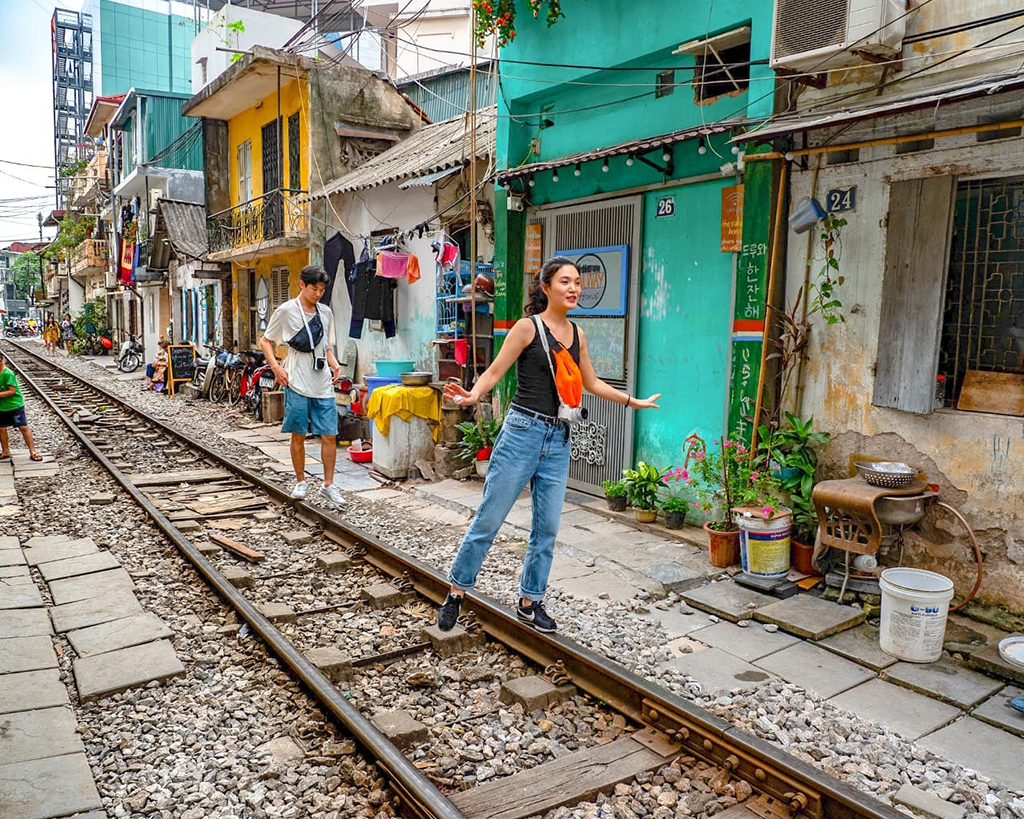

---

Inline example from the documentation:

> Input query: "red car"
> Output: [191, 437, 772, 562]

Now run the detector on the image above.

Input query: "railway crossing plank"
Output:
[209, 534, 265, 562]
[449, 730, 677, 819]
[127, 468, 234, 486]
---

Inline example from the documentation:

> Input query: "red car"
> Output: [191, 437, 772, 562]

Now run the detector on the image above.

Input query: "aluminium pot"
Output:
[400, 371, 433, 386]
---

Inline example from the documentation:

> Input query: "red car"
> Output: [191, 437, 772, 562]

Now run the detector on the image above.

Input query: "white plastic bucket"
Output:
[879, 568, 954, 663]
[735, 509, 792, 578]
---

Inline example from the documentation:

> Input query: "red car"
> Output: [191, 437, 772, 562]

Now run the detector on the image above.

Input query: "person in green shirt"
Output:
[0, 351, 41, 461]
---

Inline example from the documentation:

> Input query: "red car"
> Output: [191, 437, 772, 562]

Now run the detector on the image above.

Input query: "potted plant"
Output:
[659, 467, 689, 529]
[456, 417, 503, 478]
[621, 461, 666, 523]
[602, 479, 627, 512]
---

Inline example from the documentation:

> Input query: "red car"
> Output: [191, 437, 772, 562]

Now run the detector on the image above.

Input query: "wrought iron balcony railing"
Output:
[208, 188, 309, 255]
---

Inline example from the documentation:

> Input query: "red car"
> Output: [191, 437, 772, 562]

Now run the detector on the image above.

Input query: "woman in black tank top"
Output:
[437, 257, 662, 635]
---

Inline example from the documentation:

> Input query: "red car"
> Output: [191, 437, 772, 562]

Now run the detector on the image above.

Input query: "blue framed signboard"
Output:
[555, 244, 629, 317]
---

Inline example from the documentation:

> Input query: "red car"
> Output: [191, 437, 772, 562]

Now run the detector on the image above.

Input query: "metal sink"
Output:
[875, 491, 938, 526]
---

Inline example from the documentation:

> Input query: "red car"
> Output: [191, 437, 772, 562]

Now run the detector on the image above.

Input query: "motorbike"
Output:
[115, 334, 143, 373]
[242, 352, 275, 421]
[83, 333, 110, 356]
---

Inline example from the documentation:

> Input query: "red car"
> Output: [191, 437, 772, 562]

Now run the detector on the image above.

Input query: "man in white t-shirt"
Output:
[261, 265, 345, 505]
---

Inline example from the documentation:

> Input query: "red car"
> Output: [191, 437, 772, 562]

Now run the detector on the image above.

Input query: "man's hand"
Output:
[331, 365, 342, 385]
[273, 364, 289, 387]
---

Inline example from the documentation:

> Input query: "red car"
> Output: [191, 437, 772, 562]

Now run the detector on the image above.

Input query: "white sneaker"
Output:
[321, 483, 345, 506]
[290, 480, 309, 500]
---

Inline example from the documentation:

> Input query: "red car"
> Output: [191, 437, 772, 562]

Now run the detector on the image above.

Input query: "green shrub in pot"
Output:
[602, 479, 628, 512]
[622, 461, 666, 522]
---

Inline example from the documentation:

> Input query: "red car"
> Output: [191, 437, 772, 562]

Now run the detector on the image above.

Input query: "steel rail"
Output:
[9, 343, 904, 819]
[6, 348, 464, 819]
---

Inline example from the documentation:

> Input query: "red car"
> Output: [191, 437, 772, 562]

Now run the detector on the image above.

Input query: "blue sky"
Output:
[0, 0, 80, 245]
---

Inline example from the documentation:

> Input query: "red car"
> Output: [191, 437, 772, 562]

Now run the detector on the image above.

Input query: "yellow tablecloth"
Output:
[366, 384, 441, 442]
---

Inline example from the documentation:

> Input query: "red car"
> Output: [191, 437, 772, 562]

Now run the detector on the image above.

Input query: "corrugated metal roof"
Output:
[493, 119, 752, 182]
[308, 109, 496, 199]
[733, 72, 1024, 143]
[398, 166, 462, 189]
[156, 198, 208, 261]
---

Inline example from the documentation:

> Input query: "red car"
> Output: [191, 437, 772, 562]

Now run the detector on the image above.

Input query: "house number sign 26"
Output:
[655, 195, 676, 218]
[826, 186, 856, 213]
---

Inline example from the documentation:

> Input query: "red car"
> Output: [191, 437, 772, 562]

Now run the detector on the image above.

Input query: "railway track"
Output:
[6, 341, 905, 819]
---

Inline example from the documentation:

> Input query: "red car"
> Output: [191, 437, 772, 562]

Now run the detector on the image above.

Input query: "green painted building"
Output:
[492, 0, 776, 496]
[83, 0, 194, 97]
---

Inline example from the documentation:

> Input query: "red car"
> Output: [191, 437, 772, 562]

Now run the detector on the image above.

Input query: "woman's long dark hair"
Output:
[525, 256, 578, 316]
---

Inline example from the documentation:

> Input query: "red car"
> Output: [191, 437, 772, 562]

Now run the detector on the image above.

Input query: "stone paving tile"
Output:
[0, 635, 58, 674]
[0, 669, 70, 714]
[66, 612, 174, 658]
[0, 564, 29, 578]
[0, 581, 43, 610]
[0, 608, 52, 639]
[37, 552, 121, 583]
[47, 567, 135, 606]
[23, 537, 98, 566]
[0, 536, 19, 549]
[753, 594, 865, 640]
[553, 564, 645, 602]
[829, 678, 960, 740]
[682, 582, 777, 622]
[0, 548, 25, 566]
[0, 707, 85, 765]
[73, 639, 185, 701]
[661, 646, 776, 696]
[689, 620, 800, 662]
[919, 717, 1024, 790]
[24, 535, 70, 548]
[972, 686, 1024, 738]
[967, 635, 1024, 687]
[883, 659, 1004, 708]
[814, 624, 899, 671]
[639, 562, 705, 591]
[0, 753, 103, 819]
[49, 591, 144, 634]
[635, 606, 718, 639]
[755, 642, 875, 699]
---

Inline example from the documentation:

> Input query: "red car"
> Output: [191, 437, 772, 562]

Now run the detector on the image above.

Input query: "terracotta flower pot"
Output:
[606, 495, 627, 512]
[634, 508, 657, 524]
[791, 539, 816, 574]
[705, 522, 740, 568]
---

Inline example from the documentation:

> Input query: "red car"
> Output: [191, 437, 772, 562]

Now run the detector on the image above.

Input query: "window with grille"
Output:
[938, 177, 1024, 410]
[271, 266, 290, 307]
[288, 113, 300, 190]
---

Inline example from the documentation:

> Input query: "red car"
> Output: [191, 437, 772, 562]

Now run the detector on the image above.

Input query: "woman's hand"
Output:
[632, 393, 661, 409]
[444, 382, 479, 406]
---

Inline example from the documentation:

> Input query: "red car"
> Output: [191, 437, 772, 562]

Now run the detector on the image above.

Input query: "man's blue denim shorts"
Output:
[281, 388, 338, 437]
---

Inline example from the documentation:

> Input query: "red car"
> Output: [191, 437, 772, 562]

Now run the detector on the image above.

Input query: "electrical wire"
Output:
[0, 159, 54, 170]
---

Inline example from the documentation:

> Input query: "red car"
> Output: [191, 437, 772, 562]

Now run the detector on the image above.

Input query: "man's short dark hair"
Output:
[300, 265, 330, 286]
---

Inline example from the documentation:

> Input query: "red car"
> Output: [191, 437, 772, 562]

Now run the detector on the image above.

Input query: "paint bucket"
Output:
[879, 568, 954, 663]
[789, 196, 826, 234]
[734, 507, 792, 578]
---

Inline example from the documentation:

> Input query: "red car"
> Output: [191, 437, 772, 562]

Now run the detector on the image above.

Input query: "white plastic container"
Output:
[879, 568, 954, 662]
[734, 508, 792, 578]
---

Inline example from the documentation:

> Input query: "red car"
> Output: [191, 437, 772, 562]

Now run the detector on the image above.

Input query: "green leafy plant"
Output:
[660, 495, 690, 514]
[473, 0, 566, 48]
[621, 461, 667, 511]
[58, 158, 89, 178]
[44, 214, 95, 261]
[602, 479, 626, 499]
[206, 16, 247, 62]
[455, 417, 502, 462]
[685, 434, 784, 528]
[73, 298, 110, 340]
[757, 412, 829, 542]
[9, 252, 44, 300]
[807, 214, 847, 325]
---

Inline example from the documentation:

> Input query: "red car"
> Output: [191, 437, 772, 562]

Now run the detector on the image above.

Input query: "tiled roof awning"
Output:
[308, 109, 496, 199]
[492, 119, 752, 183]
[732, 72, 1024, 143]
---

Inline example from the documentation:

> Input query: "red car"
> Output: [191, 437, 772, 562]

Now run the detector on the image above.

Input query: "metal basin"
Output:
[875, 491, 938, 526]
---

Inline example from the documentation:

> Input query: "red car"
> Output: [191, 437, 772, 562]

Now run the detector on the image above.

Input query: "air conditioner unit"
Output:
[148, 187, 165, 212]
[771, 0, 907, 74]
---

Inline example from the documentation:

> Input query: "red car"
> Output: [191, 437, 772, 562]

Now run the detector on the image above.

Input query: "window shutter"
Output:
[271, 266, 290, 306]
[872, 177, 956, 414]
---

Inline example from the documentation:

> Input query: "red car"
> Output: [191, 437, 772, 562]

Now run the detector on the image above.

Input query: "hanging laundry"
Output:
[323, 231, 355, 307]
[406, 254, 420, 285]
[439, 242, 460, 270]
[377, 250, 410, 279]
[347, 258, 396, 339]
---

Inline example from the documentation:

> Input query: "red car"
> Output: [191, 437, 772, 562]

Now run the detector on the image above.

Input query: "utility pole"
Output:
[468, 10, 478, 380]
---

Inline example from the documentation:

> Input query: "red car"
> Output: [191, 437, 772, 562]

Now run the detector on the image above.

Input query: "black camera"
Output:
[313, 357, 326, 371]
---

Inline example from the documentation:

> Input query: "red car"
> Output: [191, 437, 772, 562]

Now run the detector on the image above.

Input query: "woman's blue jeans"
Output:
[448, 406, 570, 602]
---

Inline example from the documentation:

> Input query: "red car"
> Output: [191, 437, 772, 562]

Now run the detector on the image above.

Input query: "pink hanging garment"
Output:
[377, 250, 409, 279]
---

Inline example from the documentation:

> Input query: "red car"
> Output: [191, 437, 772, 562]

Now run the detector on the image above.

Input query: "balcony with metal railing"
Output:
[69, 238, 109, 279]
[207, 188, 309, 262]
[68, 149, 107, 208]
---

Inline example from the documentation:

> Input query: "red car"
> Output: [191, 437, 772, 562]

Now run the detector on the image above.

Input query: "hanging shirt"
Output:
[377, 250, 409, 279]
[323, 232, 354, 307]
[263, 297, 337, 399]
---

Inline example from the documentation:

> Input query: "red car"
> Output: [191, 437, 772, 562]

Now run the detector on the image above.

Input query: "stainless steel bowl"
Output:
[400, 372, 433, 386]
[855, 461, 918, 489]
[875, 491, 937, 525]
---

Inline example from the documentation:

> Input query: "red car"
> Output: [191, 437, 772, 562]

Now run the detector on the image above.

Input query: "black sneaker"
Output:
[437, 593, 463, 632]
[517, 600, 557, 633]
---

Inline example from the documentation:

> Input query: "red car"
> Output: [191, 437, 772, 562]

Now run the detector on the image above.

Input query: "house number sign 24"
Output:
[826, 186, 856, 212]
